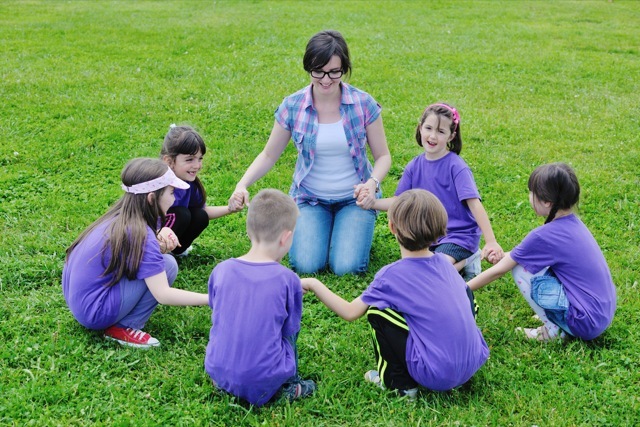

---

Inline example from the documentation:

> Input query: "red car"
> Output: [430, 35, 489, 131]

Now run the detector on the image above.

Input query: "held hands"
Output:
[157, 227, 180, 254]
[482, 241, 504, 265]
[228, 186, 250, 212]
[300, 277, 321, 295]
[354, 179, 377, 210]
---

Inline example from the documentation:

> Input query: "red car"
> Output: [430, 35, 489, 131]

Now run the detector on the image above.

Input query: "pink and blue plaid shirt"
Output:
[275, 82, 382, 204]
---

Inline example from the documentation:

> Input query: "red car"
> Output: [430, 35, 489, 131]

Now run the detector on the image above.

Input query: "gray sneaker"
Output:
[461, 249, 482, 281]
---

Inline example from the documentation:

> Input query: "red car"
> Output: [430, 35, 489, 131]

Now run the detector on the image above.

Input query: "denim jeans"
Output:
[289, 197, 376, 275]
[115, 254, 178, 330]
[530, 269, 573, 336]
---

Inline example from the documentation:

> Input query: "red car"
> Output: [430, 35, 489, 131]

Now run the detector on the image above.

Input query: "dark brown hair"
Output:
[161, 125, 207, 204]
[415, 103, 462, 155]
[303, 30, 351, 77]
[528, 162, 580, 224]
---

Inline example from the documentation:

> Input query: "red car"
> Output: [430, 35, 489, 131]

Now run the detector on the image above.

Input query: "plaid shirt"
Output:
[275, 82, 382, 204]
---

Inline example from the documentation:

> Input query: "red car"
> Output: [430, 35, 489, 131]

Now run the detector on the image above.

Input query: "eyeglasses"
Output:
[310, 69, 343, 80]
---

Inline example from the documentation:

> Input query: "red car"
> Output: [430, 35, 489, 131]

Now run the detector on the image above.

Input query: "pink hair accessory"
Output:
[433, 103, 460, 126]
[121, 168, 189, 194]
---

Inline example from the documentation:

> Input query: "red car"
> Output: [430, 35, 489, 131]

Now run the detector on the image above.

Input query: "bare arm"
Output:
[301, 278, 368, 322]
[467, 252, 517, 291]
[228, 121, 291, 210]
[204, 205, 235, 219]
[467, 197, 504, 263]
[145, 271, 209, 306]
[354, 117, 391, 210]
[370, 196, 396, 212]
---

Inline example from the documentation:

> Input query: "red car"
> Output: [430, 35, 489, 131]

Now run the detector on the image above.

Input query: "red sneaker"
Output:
[104, 325, 160, 349]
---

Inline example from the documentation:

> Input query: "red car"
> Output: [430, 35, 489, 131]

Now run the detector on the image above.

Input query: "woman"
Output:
[229, 30, 391, 275]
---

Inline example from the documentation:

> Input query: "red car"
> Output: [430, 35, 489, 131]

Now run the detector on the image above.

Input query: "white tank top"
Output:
[302, 120, 360, 199]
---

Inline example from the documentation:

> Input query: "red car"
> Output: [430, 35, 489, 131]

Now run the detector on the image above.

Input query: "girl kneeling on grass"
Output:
[62, 158, 209, 349]
[302, 190, 489, 398]
[468, 163, 616, 341]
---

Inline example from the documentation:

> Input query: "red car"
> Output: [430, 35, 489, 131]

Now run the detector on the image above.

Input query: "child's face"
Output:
[169, 151, 203, 182]
[158, 186, 176, 214]
[529, 192, 551, 217]
[420, 114, 455, 160]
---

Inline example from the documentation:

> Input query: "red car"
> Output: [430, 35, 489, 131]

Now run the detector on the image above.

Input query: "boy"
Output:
[302, 189, 489, 397]
[205, 189, 315, 406]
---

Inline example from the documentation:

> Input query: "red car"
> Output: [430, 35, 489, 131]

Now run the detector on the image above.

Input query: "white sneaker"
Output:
[173, 245, 193, 258]
[461, 250, 482, 281]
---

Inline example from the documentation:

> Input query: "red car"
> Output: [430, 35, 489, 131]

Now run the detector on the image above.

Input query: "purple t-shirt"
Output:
[360, 255, 489, 391]
[62, 220, 166, 330]
[511, 214, 616, 340]
[205, 259, 303, 407]
[395, 152, 481, 252]
[172, 181, 204, 209]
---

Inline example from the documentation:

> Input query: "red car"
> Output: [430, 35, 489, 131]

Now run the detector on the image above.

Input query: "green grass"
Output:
[2, 1, 639, 425]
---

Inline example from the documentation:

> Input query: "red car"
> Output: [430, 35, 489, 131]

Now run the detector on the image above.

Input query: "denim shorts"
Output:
[433, 243, 473, 262]
[530, 271, 574, 336]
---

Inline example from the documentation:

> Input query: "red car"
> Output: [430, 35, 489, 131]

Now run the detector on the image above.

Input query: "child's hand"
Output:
[354, 183, 374, 209]
[482, 242, 504, 264]
[228, 187, 250, 212]
[157, 227, 180, 254]
[300, 278, 320, 294]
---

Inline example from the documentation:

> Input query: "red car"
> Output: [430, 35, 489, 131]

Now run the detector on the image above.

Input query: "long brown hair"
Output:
[65, 158, 169, 286]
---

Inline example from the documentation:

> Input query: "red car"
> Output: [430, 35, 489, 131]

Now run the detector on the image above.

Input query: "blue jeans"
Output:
[530, 270, 573, 336]
[289, 197, 376, 275]
[115, 254, 178, 330]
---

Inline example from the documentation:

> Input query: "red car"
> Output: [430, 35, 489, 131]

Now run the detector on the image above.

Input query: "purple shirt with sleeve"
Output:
[395, 152, 481, 252]
[62, 219, 166, 330]
[172, 180, 204, 209]
[274, 82, 382, 204]
[205, 259, 303, 407]
[360, 255, 489, 391]
[511, 214, 616, 340]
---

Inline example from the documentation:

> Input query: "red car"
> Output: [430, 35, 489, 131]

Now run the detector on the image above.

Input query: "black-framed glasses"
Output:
[310, 69, 343, 79]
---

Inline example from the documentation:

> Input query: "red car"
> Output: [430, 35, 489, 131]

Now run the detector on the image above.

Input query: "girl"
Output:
[161, 124, 239, 256]
[367, 103, 503, 280]
[228, 30, 391, 276]
[468, 163, 616, 341]
[62, 158, 210, 348]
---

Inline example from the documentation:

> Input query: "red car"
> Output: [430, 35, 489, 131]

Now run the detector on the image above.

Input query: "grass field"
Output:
[1, 1, 639, 425]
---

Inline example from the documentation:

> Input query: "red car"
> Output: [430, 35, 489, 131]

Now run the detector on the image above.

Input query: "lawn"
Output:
[1, 1, 639, 425]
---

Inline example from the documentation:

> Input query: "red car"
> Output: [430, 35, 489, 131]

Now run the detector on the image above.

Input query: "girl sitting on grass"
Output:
[468, 163, 616, 341]
[161, 124, 240, 257]
[62, 158, 209, 348]
[364, 103, 503, 280]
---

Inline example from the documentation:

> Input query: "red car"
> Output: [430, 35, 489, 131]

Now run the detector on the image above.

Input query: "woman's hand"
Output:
[228, 186, 250, 212]
[157, 227, 180, 254]
[354, 179, 377, 210]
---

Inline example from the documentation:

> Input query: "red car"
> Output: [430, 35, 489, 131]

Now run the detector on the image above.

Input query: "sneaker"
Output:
[461, 250, 482, 281]
[364, 370, 384, 389]
[104, 325, 160, 349]
[173, 245, 193, 258]
[281, 376, 316, 402]
[398, 388, 418, 400]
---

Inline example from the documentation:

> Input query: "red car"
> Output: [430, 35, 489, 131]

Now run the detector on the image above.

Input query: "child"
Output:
[62, 158, 210, 349]
[468, 163, 616, 341]
[205, 189, 315, 407]
[364, 103, 503, 280]
[303, 189, 489, 397]
[161, 124, 239, 256]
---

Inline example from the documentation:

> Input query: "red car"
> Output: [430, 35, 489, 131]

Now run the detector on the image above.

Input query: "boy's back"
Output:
[205, 258, 303, 406]
[361, 253, 489, 391]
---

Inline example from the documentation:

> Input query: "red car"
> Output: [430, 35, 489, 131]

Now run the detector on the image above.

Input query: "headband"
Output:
[432, 103, 460, 126]
[121, 168, 189, 194]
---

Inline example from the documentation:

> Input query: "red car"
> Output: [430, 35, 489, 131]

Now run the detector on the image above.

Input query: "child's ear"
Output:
[162, 155, 174, 167]
[146, 193, 156, 205]
[388, 220, 397, 236]
[280, 229, 293, 247]
[448, 131, 457, 142]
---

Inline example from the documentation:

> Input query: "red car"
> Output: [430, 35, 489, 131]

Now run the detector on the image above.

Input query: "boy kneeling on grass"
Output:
[302, 189, 489, 398]
[205, 189, 315, 407]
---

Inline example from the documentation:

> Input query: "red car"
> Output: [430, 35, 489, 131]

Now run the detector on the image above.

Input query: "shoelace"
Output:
[126, 328, 147, 340]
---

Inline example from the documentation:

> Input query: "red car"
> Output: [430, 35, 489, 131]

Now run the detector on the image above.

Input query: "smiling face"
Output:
[310, 55, 343, 98]
[419, 114, 456, 160]
[167, 150, 203, 182]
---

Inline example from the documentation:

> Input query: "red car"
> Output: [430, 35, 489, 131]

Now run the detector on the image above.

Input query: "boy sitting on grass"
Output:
[302, 189, 489, 398]
[205, 189, 315, 407]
